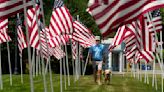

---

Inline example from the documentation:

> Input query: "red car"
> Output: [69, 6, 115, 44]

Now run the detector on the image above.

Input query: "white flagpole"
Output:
[23, 0, 34, 91]
[132, 62, 135, 78]
[147, 12, 164, 92]
[65, 45, 70, 86]
[17, 13, 24, 84]
[131, 62, 133, 77]
[32, 1, 48, 91]
[83, 51, 89, 76]
[144, 62, 149, 84]
[144, 61, 147, 83]
[160, 27, 163, 92]
[75, 43, 79, 81]
[152, 58, 156, 87]
[38, 54, 42, 75]
[0, 44, 3, 90]
[63, 54, 67, 90]
[78, 44, 81, 78]
[70, 39, 75, 81]
[39, 0, 54, 91]
[137, 63, 140, 80]
[36, 55, 39, 76]
[41, 57, 47, 92]
[60, 58, 63, 92]
[82, 59, 84, 76]
[135, 63, 137, 79]
[77, 15, 81, 77]
[139, 61, 142, 82]
[20, 55, 23, 84]
[45, 59, 49, 75]
[6, 41, 12, 86]
[155, 68, 158, 90]
[146, 63, 149, 84]
[31, 49, 36, 77]
[48, 57, 54, 92]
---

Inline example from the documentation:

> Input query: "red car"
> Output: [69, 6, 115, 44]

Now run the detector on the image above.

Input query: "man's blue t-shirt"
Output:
[89, 44, 104, 61]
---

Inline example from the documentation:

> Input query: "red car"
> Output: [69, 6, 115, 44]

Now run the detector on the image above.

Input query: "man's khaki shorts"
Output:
[92, 61, 103, 70]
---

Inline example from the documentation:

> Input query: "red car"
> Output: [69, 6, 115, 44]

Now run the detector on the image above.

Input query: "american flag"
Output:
[49, 0, 73, 36]
[87, 0, 164, 37]
[139, 51, 154, 63]
[126, 19, 155, 63]
[148, 9, 162, 32]
[125, 45, 137, 61]
[39, 26, 66, 60]
[52, 46, 65, 60]
[108, 25, 126, 50]
[49, 34, 70, 47]
[71, 39, 78, 60]
[26, 4, 41, 50]
[72, 20, 95, 48]
[0, 18, 11, 43]
[17, 15, 27, 56]
[109, 18, 155, 63]
[0, 0, 33, 19]
[38, 28, 52, 60]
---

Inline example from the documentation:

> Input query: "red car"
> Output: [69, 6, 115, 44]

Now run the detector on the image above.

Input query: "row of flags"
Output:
[87, 0, 164, 37]
[109, 10, 162, 63]
[1, 0, 163, 63]
[87, 0, 164, 63]
[0, 0, 96, 60]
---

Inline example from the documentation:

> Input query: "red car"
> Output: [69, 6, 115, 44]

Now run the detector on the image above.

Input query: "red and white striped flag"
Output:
[72, 20, 95, 48]
[52, 46, 65, 60]
[49, 34, 70, 47]
[125, 16, 155, 63]
[146, 9, 163, 32]
[17, 16, 27, 56]
[0, 18, 11, 43]
[49, 0, 73, 36]
[39, 26, 66, 60]
[108, 25, 126, 50]
[0, 0, 33, 19]
[71, 39, 78, 60]
[87, 0, 164, 37]
[26, 4, 41, 50]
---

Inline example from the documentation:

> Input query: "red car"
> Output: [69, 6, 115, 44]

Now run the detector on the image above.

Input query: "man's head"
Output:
[95, 36, 100, 44]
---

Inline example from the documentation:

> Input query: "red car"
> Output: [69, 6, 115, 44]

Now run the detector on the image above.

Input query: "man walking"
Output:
[89, 36, 105, 85]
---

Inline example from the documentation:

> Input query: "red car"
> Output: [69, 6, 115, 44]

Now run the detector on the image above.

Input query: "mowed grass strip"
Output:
[0, 74, 163, 92]
[66, 74, 163, 92]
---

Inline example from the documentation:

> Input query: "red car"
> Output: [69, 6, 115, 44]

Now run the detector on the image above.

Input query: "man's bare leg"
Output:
[97, 70, 102, 85]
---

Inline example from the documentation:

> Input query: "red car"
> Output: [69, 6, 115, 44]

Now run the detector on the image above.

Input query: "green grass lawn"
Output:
[0, 74, 163, 92]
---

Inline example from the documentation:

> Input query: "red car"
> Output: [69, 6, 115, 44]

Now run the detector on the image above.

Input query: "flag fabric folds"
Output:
[0, 0, 33, 19]
[72, 20, 95, 48]
[49, 0, 73, 36]
[71, 39, 78, 60]
[0, 18, 11, 43]
[26, 4, 41, 50]
[17, 15, 27, 56]
[87, 0, 164, 37]
[148, 9, 162, 32]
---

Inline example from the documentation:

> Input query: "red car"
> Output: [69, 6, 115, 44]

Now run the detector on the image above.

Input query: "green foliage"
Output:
[160, 8, 164, 25]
